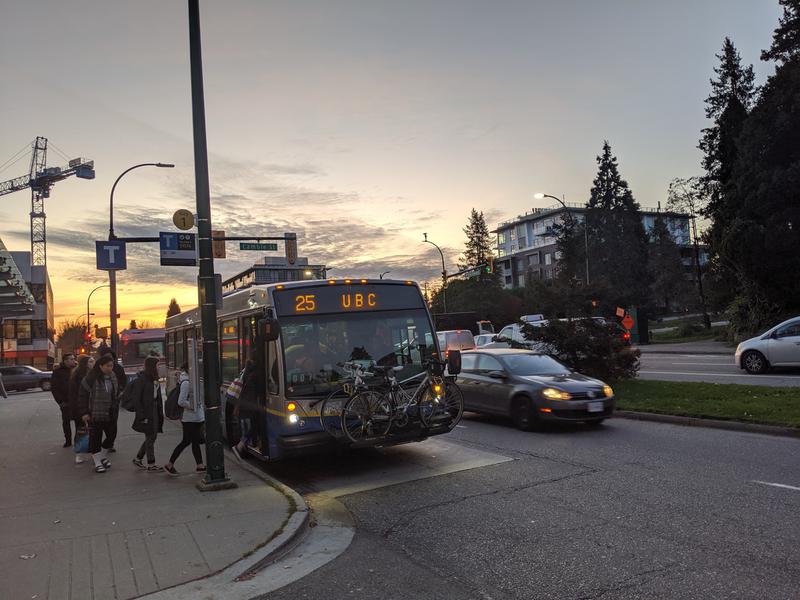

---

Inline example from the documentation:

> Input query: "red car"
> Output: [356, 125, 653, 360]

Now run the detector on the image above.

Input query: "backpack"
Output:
[165, 380, 185, 421]
[120, 377, 138, 412]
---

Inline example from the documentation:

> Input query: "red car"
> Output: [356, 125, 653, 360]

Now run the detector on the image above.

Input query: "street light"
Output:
[379, 271, 391, 279]
[87, 284, 109, 348]
[534, 192, 589, 285]
[322, 266, 335, 279]
[423, 233, 447, 312]
[108, 162, 174, 354]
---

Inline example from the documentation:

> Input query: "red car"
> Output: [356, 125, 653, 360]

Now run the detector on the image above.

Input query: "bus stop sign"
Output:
[160, 232, 197, 266]
[96, 240, 127, 271]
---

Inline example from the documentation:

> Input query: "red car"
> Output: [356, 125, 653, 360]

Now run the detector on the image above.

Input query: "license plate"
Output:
[587, 401, 604, 413]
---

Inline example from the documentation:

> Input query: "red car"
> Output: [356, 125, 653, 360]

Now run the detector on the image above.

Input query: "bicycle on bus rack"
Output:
[340, 358, 464, 444]
[315, 361, 378, 440]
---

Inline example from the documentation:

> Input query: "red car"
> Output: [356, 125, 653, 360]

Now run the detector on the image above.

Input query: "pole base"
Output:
[196, 477, 238, 492]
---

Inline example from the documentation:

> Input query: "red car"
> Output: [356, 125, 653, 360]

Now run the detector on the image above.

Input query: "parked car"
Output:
[484, 322, 548, 350]
[735, 316, 800, 374]
[456, 349, 614, 429]
[437, 330, 476, 358]
[0, 365, 53, 392]
[474, 333, 495, 347]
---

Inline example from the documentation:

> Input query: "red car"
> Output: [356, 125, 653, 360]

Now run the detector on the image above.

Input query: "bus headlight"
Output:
[288, 413, 299, 424]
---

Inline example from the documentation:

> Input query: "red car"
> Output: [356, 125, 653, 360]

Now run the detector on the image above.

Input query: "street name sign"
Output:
[96, 240, 127, 271]
[173, 209, 195, 231]
[240, 242, 278, 251]
[160, 232, 197, 266]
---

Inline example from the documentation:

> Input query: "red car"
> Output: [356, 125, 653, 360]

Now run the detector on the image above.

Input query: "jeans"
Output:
[60, 406, 74, 443]
[88, 421, 115, 454]
[101, 416, 117, 449]
[168, 422, 204, 465]
[136, 431, 158, 464]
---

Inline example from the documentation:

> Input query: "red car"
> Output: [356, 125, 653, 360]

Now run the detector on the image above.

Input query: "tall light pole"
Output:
[188, 0, 235, 490]
[535, 193, 589, 285]
[423, 233, 447, 312]
[87, 284, 109, 349]
[379, 271, 391, 279]
[108, 162, 174, 354]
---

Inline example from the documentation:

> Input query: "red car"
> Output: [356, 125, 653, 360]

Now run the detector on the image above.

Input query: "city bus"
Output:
[119, 328, 166, 375]
[164, 279, 459, 461]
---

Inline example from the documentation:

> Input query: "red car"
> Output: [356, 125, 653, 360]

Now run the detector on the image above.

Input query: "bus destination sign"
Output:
[273, 284, 424, 316]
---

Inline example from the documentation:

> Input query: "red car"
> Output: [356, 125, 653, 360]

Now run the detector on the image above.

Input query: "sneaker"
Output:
[146, 465, 164, 472]
[132, 458, 146, 470]
[164, 464, 179, 476]
[101, 458, 111, 469]
[75, 455, 85, 464]
[94, 464, 107, 473]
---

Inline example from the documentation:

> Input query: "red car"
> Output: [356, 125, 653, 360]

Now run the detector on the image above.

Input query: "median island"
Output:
[614, 380, 800, 429]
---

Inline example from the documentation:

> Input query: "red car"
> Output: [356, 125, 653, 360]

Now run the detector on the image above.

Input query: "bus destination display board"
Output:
[273, 284, 425, 316]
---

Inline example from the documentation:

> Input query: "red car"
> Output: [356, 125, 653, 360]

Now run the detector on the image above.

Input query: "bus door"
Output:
[240, 315, 270, 458]
[263, 338, 282, 459]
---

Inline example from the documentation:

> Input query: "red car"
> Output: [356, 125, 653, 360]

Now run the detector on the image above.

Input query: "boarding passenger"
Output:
[164, 363, 205, 476]
[130, 356, 164, 472]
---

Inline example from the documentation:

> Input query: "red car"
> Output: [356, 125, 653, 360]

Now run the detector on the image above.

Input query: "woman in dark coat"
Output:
[69, 356, 94, 464]
[130, 356, 164, 471]
[78, 355, 120, 473]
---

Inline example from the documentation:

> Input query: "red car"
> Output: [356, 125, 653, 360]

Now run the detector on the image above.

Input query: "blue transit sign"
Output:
[160, 232, 197, 267]
[96, 240, 127, 271]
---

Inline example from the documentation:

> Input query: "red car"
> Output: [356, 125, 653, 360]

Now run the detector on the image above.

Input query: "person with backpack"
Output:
[130, 356, 164, 472]
[69, 356, 94, 464]
[164, 363, 205, 476]
[77, 355, 121, 473]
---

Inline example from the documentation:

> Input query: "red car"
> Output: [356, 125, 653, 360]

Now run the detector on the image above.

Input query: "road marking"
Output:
[640, 370, 800, 380]
[751, 480, 800, 492]
[670, 362, 733, 366]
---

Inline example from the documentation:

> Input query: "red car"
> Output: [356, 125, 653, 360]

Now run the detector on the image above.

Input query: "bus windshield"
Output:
[279, 309, 437, 397]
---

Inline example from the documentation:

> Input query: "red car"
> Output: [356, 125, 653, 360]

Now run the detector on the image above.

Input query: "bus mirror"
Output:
[259, 317, 281, 341]
[447, 349, 462, 375]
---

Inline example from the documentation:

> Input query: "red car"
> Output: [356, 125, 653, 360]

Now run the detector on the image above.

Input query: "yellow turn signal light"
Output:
[542, 387, 571, 401]
[603, 385, 614, 398]
[287, 402, 297, 412]
[433, 384, 442, 394]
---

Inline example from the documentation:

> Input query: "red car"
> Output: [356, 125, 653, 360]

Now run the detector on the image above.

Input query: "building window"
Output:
[15, 320, 31, 345]
[505, 275, 512, 285]
[545, 254, 552, 265]
[3, 321, 14, 340]
[528, 253, 539, 266]
[32, 320, 47, 339]
[517, 274, 525, 287]
[498, 231, 508, 245]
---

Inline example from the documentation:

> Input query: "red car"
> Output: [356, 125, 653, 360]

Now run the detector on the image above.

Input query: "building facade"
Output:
[1, 250, 55, 369]
[493, 203, 703, 289]
[222, 256, 328, 295]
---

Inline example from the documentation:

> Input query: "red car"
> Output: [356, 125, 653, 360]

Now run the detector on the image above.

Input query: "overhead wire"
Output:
[48, 141, 73, 163]
[0, 141, 34, 176]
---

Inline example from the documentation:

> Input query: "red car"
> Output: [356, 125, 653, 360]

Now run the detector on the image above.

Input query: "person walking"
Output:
[100, 350, 127, 453]
[130, 356, 164, 472]
[69, 356, 94, 464]
[51, 353, 77, 447]
[164, 363, 205, 476]
[232, 359, 258, 460]
[77, 355, 120, 473]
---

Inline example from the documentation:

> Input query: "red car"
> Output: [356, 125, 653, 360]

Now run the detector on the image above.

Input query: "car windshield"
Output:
[502, 353, 569, 376]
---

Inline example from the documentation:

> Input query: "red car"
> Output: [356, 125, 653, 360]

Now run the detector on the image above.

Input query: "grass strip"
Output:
[614, 379, 800, 428]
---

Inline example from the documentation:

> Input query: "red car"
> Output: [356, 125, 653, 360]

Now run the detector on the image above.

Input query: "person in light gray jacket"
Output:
[164, 364, 205, 476]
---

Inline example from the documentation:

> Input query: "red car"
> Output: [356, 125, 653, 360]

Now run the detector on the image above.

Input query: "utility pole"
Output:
[188, 0, 235, 491]
[423, 233, 447, 312]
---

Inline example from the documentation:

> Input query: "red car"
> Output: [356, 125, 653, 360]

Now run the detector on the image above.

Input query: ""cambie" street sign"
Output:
[239, 242, 278, 251]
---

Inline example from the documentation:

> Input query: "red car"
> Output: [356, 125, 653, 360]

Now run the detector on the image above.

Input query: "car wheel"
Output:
[511, 396, 535, 431]
[742, 350, 768, 374]
[40, 380, 51, 392]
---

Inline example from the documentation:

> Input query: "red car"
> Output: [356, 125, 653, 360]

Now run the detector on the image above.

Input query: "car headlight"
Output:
[542, 387, 571, 401]
[603, 385, 613, 397]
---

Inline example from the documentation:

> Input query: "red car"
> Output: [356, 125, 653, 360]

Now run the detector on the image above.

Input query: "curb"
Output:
[616, 410, 800, 439]
[636, 348, 733, 356]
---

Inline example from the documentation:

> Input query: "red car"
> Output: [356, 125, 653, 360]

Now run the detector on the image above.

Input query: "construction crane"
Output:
[0, 136, 95, 266]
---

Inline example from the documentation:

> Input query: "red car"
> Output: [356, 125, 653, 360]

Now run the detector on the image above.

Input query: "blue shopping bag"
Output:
[74, 428, 89, 454]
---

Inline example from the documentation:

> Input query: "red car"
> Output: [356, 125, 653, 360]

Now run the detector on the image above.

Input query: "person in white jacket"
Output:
[164, 364, 205, 476]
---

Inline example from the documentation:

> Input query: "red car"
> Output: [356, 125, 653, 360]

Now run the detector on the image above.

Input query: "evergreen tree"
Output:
[458, 208, 494, 279]
[719, 3, 800, 337]
[129, 319, 138, 330]
[166, 298, 181, 320]
[584, 141, 650, 310]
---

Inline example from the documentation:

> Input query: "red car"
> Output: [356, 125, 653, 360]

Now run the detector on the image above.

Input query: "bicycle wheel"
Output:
[319, 387, 350, 440]
[420, 381, 464, 430]
[341, 390, 393, 443]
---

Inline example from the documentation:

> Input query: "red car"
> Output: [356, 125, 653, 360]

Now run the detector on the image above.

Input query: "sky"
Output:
[0, 0, 782, 329]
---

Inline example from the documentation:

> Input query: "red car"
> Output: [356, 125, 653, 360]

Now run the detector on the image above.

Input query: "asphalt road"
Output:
[638, 352, 800, 387]
[263, 414, 800, 599]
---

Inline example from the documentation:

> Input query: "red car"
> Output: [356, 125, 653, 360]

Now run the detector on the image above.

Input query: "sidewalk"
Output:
[0, 390, 295, 600]
[636, 340, 734, 355]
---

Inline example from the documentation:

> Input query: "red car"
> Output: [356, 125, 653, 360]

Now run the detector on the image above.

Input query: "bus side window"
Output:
[267, 340, 279, 395]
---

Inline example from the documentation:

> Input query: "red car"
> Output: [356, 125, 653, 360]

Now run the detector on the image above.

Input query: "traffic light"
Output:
[485, 257, 494, 274]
